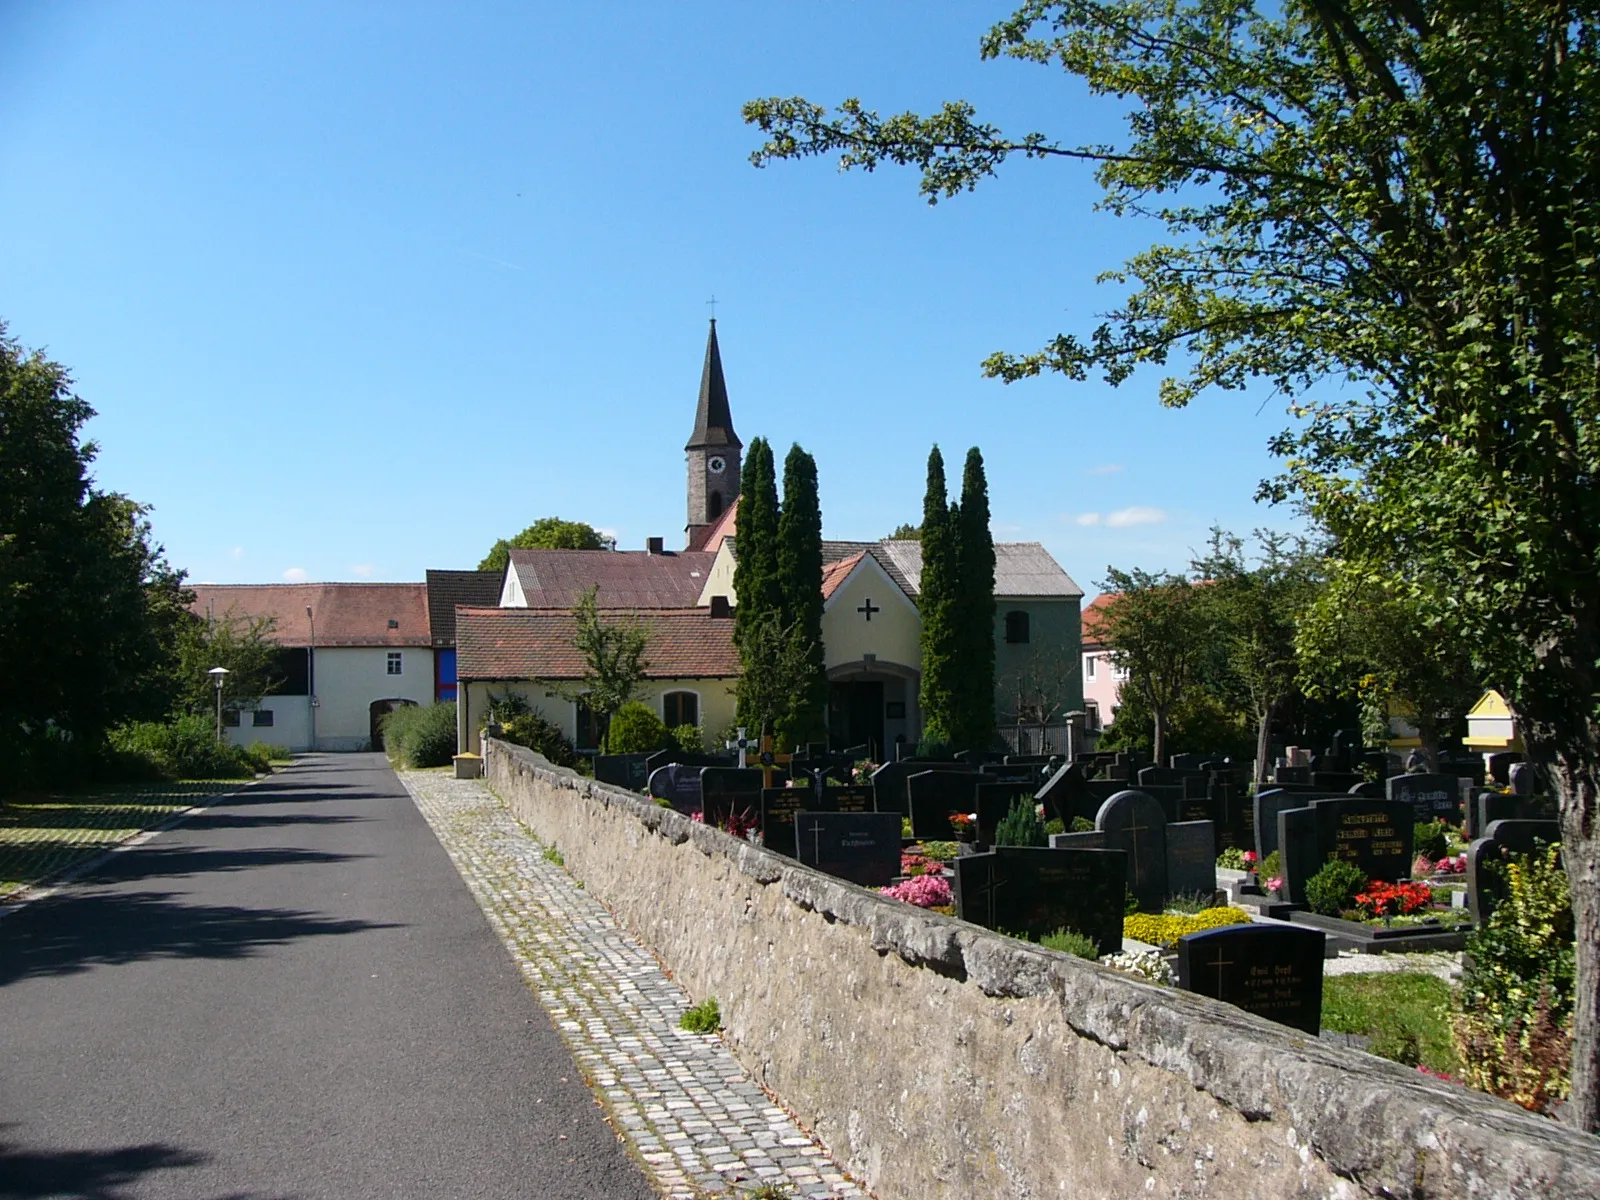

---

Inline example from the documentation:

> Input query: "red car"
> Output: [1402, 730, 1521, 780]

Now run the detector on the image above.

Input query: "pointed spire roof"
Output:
[686, 319, 741, 450]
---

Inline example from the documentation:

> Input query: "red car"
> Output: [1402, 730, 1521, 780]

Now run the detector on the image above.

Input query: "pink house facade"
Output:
[1079, 593, 1125, 731]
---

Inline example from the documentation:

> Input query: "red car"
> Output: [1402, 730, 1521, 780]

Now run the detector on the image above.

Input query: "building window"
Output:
[222, 709, 241, 728]
[574, 698, 604, 751]
[1085, 654, 1097, 679]
[708, 490, 724, 520]
[1085, 701, 1101, 731]
[387, 652, 403, 676]
[1004, 611, 1030, 644]
[662, 691, 699, 728]
[252, 709, 275, 727]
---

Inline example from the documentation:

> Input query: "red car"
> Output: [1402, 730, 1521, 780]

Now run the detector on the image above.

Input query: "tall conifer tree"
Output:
[955, 447, 997, 750]
[776, 444, 826, 747]
[917, 446, 958, 748]
[733, 438, 783, 731]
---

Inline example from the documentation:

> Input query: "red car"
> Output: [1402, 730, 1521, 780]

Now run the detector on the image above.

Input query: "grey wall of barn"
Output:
[482, 739, 1599, 1200]
[992, 595, 1083, 723]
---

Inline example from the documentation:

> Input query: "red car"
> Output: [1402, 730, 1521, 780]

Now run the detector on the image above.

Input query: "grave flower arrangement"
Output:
[880, 874, 953, 909]
[851, 760, 877, 785]
[1414, 852, 1468, 877]
[900, 852, 936, 877]
[1354, 879, 1433, 919]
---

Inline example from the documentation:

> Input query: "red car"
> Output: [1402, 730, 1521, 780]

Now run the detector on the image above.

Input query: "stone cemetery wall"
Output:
[483, 740, 1600, 1200]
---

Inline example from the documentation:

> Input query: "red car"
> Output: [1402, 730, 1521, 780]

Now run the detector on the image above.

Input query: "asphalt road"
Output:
[0, 754, 657, 1200]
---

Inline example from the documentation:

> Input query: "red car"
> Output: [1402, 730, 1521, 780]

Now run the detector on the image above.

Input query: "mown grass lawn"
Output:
[1322, 971, 1459, 1075]
[0, 782, 241, 899]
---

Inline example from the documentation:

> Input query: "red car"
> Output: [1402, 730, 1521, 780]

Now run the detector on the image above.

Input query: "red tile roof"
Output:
[689, 497, 740, 551]
[456, 606, 739, 680]
[189, 584, 430, 648]
[1079, 592, 1119, 646]
[820, 552, 865, 600]
[506, 549, 716, 608]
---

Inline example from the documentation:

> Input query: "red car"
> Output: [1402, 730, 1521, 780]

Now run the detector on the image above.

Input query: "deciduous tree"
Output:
[479, 517, 613, 573]
[1097, 570, 1202, 767]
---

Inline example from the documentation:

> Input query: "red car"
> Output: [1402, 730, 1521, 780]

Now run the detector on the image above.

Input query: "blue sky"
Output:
[1, 2, 1298, 594]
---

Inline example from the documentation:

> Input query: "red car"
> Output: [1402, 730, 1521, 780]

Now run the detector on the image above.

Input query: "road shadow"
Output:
[0, 890, 399, 987]
[0, 1133, 292, 1200]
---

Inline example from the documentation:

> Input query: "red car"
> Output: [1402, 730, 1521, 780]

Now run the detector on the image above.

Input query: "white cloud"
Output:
[230, 546, 244, 561]
[1074, 513, 1102, 527]
[1088, 463, 1124, 476]
[1106, 506, 1167, 528]
[349, 564, 375, 579]
[282, 567, 309, 582]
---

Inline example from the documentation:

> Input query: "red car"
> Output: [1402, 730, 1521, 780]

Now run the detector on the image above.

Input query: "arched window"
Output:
[662, 691, 699, 728]
[708, 490, 724, 520]
[1005, 610, 1030, 644]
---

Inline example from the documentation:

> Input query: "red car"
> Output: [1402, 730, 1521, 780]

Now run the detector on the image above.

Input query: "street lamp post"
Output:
[208, 667, 230, 743]
[305, 604, 317, 751]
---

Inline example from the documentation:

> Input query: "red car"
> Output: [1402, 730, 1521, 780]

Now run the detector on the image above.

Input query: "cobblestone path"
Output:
[400, 770, 870, 1200]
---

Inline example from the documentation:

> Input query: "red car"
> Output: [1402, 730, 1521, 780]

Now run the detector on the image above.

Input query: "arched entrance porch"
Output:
[826, 660, 919, 762]
[369, 698, 417, 751]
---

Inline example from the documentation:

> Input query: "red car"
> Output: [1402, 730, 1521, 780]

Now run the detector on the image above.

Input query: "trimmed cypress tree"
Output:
[917, 446, 959, 748]
[733, 438, 783, 731]
[776, 444, 827, 747]
[955, 447, 997, 751]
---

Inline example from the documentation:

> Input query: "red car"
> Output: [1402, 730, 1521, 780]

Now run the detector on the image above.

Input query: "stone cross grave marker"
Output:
[724, 727, 757, 768]
[795, 811, 901, 887]
[1177, 923, 1326, 1034]
[648, 764, 704, 815]
[755, 735, 792, 789]
[953, 846, 1127, 953]
[700, 767, 764, 829]
[1096, 789, 1169, 912]
[1386, 773, 1463, 824]
[907, 770, 979, 842]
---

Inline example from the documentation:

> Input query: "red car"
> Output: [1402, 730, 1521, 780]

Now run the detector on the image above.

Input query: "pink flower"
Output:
[1413, 855, 1436, 878]
[880, 874, 953, 909]
[1242, 850, 1258, 865]
[1265, 876, 1283, 896]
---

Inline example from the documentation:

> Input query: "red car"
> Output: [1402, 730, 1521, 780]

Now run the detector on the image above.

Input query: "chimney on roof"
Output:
[646, 536, 665, 555]
[709, 595, 732, 619]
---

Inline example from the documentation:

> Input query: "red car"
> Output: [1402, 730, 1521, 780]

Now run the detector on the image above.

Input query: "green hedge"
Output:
[381, 702, 458, 768]
[106, 716, 259, 780]
[606, 702, 669, 753]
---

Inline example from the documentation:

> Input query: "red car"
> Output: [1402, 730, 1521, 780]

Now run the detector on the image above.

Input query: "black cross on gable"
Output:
[857, 598, 880, 622]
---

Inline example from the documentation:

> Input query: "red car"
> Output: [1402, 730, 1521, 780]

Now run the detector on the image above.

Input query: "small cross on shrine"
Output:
[724, 726, 757, 769]
[856, 598, 880, 622]
[756, 735, 792, 789]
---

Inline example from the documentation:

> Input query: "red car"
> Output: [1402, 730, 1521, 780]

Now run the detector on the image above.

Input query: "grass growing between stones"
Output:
[0, 782, 236, 899]
[679, 997, 721, 1033]
[1322, 971, 1458, 1074]
[541, 845, 565, 867]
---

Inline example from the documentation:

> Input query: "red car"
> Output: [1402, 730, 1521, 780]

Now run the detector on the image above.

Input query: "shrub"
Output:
[1044, 817, 1064, 836]
[668, 723, 706, 754]
[1259, 849, 1282, 885]
[604, 701, 669, 753]
[381, 702, 457, 768]
[1123, 906, 1252, 948]
[248, 741, 292, 763]
[239, 743, 273, 774]
[679, 997, 721, 1033]
[498, 710, 580, 768]
[107, 716, 256, 780]
[1414, 818, 1450, 862]
[881, 874, 953, 908]
[1070, 815, 1095, 833]
[1216, 846, 1248, 870]
[919, 840, 959, 861]
[1452, 845, 1575, 1113]
[1304, 858, 1369, 917]
[993, 794, 1047, 847]
[1040, 928, 1099, 960]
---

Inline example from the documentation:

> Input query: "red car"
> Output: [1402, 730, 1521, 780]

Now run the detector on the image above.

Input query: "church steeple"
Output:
[685, 319, 742, 548]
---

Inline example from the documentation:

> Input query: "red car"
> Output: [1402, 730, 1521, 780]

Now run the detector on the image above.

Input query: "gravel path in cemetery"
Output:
[400, 768, 872, 1200]
[1324, 948, 1463, 981]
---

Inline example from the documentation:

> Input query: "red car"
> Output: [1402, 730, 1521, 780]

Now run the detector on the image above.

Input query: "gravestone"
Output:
[953, 846, 1127, 953]
[647, 764, 703, 814]
[908, 770, 979, 842]
[823, 785, 876, 813]
[700, 767, 764, 828]
[1487, 751, 1523, 785]
[1476, 791, 1558, 833]
[1169, 753, 1204, 771]
[644, 748, 729, 775]
[1310, 771, 1364, 792]
[1346, 780, 1384, 799]
[1178, 924, 1325, 1034]
[594, 753, 652, 793]
[872, 761, 953, 817]
[1035, 761, 1092, 827]
[1049, 830, 1107, 850]
[1467, 818, 1563, 923]
[759, 787, 811, 858]
[1507, 762, 1535, 796]
[976, 781, 1036, 844]
[1277, 807, 1320, 906]
[1278, 798, 1414, 904]
[1165, 820, 1218, 899]
[1274, 765, 1311, 786]
[1096, 789, 1169, 912]
[1387, 773, 1462, 823]
[794, 811, 902, 888]
[1209, 780, 1255, 854]
[1253, 789, 1341, 861]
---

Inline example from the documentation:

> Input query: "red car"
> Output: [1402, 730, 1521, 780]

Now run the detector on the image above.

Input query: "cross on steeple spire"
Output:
[686, 317, 740, 451]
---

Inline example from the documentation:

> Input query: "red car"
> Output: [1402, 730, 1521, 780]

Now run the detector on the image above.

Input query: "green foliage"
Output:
[1040, 927, 1099, 960]
[247, 741, 292, 763]
[1323, 973, 1458, 1076]
[776, 443, 827, 747]
[498, 710, 580, 769]
[1454, 846, 1575, 1111]
[106, 716, 257, 780]
[1163, 892, 1215, 915]
[679, 997, 722, 1034]
[993, 794, 1046, 847]
[732, 438, 785, 734]
[885, 522, 921, 541]
[551, 587, 652, 741]
[919, 840, 958, 861]
[478, 517, 612, 573]
[1094, 570, 1202, 767]
[952, 448, 997, 750]
[1304, 859, 1369, 918]
[668, 723, 706, 754]
[605, 701, 669, 754]
[1069, 816, 1094, 833]
[917, 446, 959, 746]
[1215, 846, 1248, 871]
[170, 609, 282, 721]
[1414, 820, 1451, 863]
[381, 702, 457, 768]
[1044, 817, 1064, 836]
[1259, 850, 1281, 885]
[542, 845, 565, 867]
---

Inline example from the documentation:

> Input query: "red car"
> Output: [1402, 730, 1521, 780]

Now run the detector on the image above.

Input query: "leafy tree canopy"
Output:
[885, 522, 921, 541]
[479, 517, 614, 572]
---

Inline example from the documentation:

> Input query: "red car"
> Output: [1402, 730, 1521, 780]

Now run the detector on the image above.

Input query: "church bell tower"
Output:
[685, 319, 742, 549]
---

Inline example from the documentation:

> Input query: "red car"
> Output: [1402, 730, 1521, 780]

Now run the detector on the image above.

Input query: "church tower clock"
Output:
[685, 319, 742, 548]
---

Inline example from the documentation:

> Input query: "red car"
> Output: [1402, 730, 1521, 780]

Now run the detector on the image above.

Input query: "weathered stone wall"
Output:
[485, 741, 1600, 1200]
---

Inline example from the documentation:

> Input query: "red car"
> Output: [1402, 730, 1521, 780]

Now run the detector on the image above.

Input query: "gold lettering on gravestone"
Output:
[1241, 962, 1305, 1013]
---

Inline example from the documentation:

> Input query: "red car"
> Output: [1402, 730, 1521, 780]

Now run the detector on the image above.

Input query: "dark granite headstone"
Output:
[1274, 765, 1311, 786]
[648, 764, 703, 814]
[1096, 789, 1169, 912]
[1346, 780, 1384, 799]
[976, 781, 1036, 844]
[1036, 762, 1092, 827]
[1049, 830, 1107, 850]
[908, 770, 979, 841]
[1169, 753, 1204, 771]
[644, 748, 730, 775]
[1177, 923, 1326, 1034]
[1476, 791, 1557, 834]
[1165, 821, 1217, 899]
[954, 847, 1127, 953]
[1277, 806, 1319, 905]
[1254, 788, 1328, 861]
[823, 785, 876, 813]
[594, 753, 652, 792]
[1387, 773, 1462, 823]
[1313, 798, 1414, 883]
[794, 811, 902, 888]
[1507, 762, 1535, 796]
[1487, 751, 1523, 785]
[1467, 819, 1563, 923]
[1210, 781, 1254, 854]
[699, 767, 764, 828]
[872, 761, 953, 816]
[759, 786, 810, 858]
